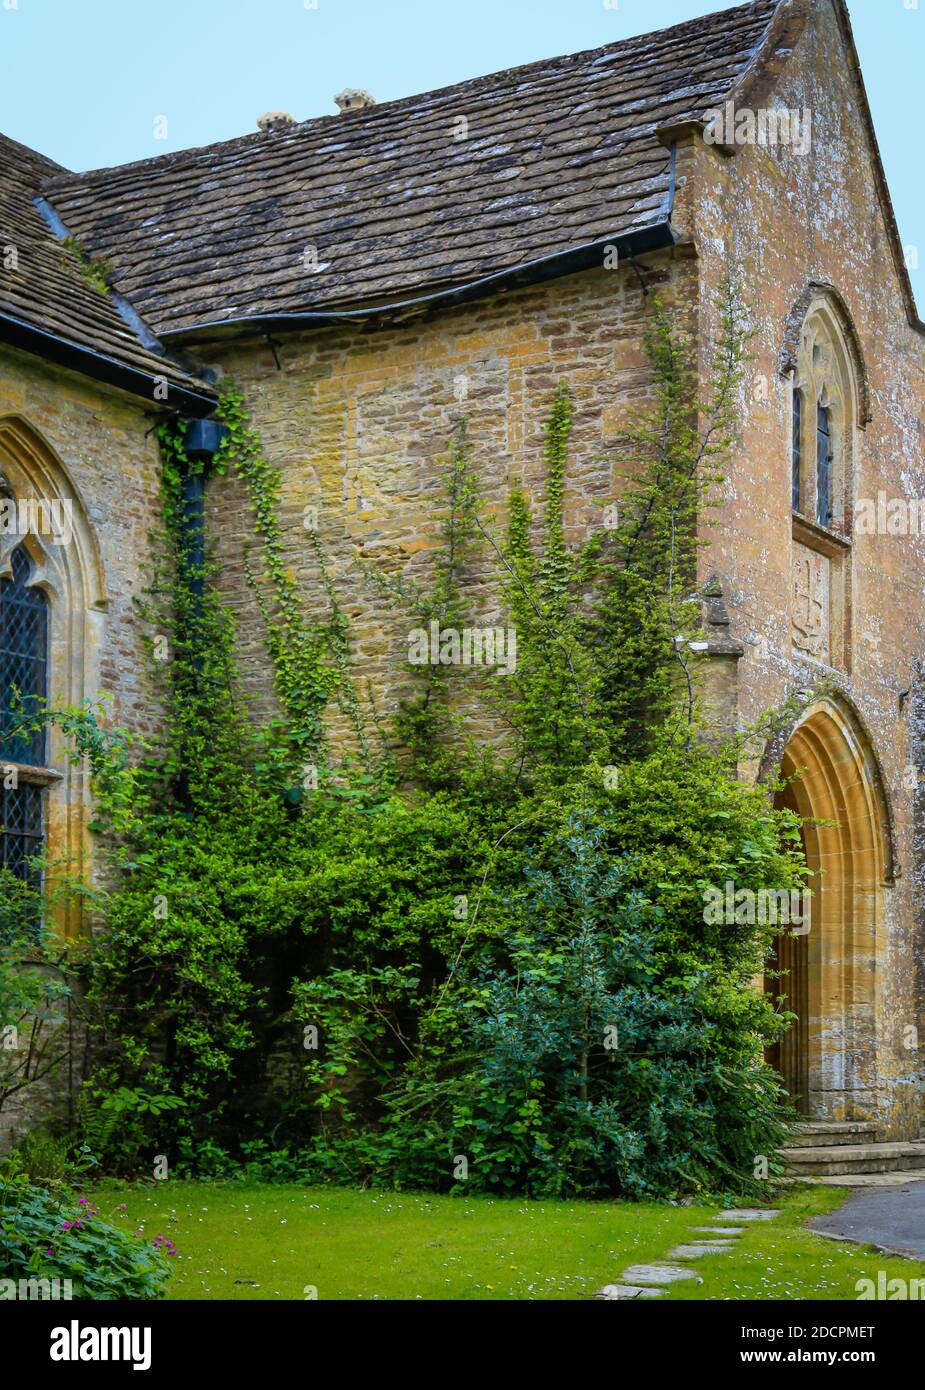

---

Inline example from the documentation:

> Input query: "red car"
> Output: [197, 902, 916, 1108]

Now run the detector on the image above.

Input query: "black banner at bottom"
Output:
[8, 1298, 922, 1377]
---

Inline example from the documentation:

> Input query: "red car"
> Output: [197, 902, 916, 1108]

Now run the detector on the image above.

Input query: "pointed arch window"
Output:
[785, 290, 864, 676]
[0, 416, 109, 939]
[789, 295, 860, 537]
[1, 543, 49, 909]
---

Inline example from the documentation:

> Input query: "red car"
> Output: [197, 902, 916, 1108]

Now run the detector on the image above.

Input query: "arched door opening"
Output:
[766, 699, 889, 1122]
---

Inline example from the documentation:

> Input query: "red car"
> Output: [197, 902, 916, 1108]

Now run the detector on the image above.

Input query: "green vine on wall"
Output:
[156, 385, 379, 789]
[213, 388, 335, 765]
[0, 277, 818, 1202]
[538, 383, 572, 609]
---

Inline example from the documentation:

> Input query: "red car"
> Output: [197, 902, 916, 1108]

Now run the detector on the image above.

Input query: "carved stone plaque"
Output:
[792, 543, 830, 662]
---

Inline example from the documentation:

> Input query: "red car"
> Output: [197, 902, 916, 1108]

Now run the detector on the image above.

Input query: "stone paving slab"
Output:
[691, 1225, 745, 1236]
[598, 1283, 664, 1299]
[667, 1242, 736, 1258]
[620, 1262, 703, 1285]
[715, 1208, 781, 1222]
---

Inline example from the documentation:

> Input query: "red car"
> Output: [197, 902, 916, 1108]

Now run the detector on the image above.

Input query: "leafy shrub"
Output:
[0, 1176, 172, 1299]
[7, 1132, 70, 1183]
[26, 287, 808, 1200]
[293, 753, 800, 1198]
[0, 916, 71, 1122]
[172, 1136, 317, 1183]
[376, 801, 795, 1197]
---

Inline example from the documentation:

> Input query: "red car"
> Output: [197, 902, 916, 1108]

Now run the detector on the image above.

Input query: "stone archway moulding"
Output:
[778, 282, 872, 428]
[0, 414, 108, 938]
[772, 694, 891, 1121]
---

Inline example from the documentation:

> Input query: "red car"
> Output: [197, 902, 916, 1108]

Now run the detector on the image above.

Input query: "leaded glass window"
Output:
[1, 544, 47, 765]
[792, 388, 803, 513]
[0, 779, 43, 881]
[816, 403, 832, 529]
[1, 544, 48, 923]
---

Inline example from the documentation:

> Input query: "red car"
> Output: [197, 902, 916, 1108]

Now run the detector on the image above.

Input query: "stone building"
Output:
[1, 0, 923, 1169]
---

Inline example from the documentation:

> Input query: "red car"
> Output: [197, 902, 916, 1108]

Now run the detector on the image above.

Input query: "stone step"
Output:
[783, 1140, 925, 1177]
[783, 1121, 880, 1150]
[811, 1169, 925, 1187]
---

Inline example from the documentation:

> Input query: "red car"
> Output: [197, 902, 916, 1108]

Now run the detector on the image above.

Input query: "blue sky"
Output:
[0, 0, 920, 264]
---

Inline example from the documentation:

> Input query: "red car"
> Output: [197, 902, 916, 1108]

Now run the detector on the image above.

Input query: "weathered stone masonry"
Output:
[677, 0, 925, 1135]
[1, 0, 923, 1144]
[199, 255, 693, 751]
[195, 0, 925, 1137]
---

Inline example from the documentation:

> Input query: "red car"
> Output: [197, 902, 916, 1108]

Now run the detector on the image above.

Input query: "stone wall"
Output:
[194, 0, 925, 1140]
[0, 345, 162, 1150]
[676, 0, 925, 1135]
[200, 251, 696, 754]
[0, 343, 167, 747]
[4, 0, 921, 1150]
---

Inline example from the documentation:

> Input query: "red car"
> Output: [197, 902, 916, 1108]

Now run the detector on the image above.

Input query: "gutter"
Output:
[163, 214, 679, 343]
[0, 309, 217, 417]
[22, 151, 680, 382]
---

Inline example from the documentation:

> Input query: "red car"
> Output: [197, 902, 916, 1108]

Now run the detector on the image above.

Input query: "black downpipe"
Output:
[181, 418, 228, 604]
[181, 468, 206, 602]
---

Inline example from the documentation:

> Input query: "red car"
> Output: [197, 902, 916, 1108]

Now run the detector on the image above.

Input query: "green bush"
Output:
[293, 745, 801, 1198]
[0, 927, 71, 1126]
[0, 1176, 172, 1299]
[7, 1132, 71, 1183]
[27, 286, 809, 1200]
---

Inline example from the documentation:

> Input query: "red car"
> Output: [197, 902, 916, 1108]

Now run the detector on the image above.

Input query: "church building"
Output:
[1, 0, 923, 1170]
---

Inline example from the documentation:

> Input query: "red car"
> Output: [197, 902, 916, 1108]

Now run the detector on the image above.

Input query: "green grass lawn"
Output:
[667, 1186, 925, 1301]
[94, 1181, 925, 1301]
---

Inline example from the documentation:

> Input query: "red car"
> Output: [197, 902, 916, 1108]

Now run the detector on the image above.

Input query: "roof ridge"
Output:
[28, 0, 783, 340]
[0, 130, 69, 177]
[43, 0, 777, 188]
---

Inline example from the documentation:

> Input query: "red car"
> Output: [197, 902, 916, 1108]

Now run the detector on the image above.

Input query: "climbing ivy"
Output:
[212, 387, 336, 765]
[24, 281, 810, 1197]
[537, 382, 572, 609]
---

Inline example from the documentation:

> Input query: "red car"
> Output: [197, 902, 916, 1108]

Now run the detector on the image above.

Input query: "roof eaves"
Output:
[162, 217, 679, 343]
[0, 310, 218, 416]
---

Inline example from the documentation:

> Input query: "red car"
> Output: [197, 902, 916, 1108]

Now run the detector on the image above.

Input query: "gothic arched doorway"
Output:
[766, 699, 890, 1121]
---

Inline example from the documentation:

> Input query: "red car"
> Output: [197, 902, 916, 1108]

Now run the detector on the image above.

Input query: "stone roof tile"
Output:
[41, 0, 779, 338]
[0, 133, 216, 408]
